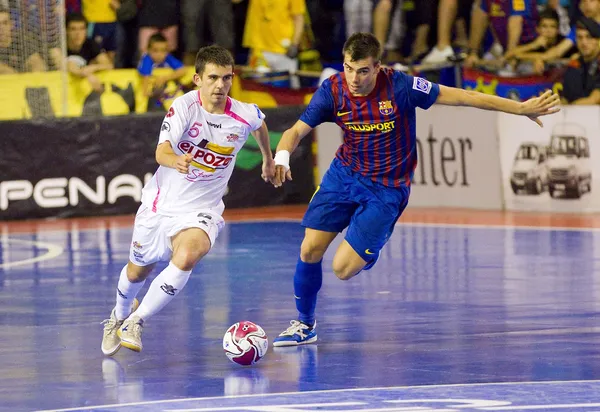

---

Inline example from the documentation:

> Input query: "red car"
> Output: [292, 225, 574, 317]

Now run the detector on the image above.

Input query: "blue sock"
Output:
[294, 257, 322, 326]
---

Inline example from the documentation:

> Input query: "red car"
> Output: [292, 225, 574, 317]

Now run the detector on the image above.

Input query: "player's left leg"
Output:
[120, 211, 223, 352]
[331, 183, 410, 280]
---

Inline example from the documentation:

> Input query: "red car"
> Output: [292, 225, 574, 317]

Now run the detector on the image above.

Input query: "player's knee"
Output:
[300, 240, 326, 263]
[332, 261, 359, 281]
[172, 247, 207, 271]
[126, 262, 153, 282]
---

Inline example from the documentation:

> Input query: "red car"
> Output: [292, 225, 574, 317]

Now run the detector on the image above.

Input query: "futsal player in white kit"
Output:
[101, 45, 276, 355]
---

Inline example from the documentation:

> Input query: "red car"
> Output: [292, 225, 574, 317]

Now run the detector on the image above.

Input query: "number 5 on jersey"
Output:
[188, 122, 202, 138]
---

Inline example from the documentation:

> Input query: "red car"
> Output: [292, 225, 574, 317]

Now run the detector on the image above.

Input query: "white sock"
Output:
[133, 262, 191, 321]
[114, 265, 146, 320]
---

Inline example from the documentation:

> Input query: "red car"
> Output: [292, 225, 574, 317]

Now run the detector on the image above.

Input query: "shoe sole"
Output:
[119, 336, 143, 352]
[272, 336, 317, 347]
[101, 344, 121, 357]
[101, 298, 140, 356]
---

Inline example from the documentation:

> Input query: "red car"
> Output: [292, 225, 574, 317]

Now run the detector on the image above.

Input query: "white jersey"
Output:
[141, 91, 265, 216]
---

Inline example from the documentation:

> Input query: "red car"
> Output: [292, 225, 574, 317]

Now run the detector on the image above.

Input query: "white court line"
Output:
[34, 379, 600, 412]
[0, 238, 64, 269]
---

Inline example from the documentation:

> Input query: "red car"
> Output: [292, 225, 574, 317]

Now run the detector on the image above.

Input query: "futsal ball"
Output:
[223, 321, 268, 366]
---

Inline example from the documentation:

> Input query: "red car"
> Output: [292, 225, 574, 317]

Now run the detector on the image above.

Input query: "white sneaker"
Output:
[118, 315, 144, 352]
[422, 46, 454, 64]
[101, 298, 139, 356]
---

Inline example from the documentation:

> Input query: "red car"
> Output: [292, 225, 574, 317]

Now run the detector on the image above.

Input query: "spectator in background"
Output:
[138, 33, 187, 97]
[465, 0, 539, 67]
[344, 0, 373, 39]
[372, 0, 398, 48]
[0, 5, 45, 73]
[533, 0, 600, 73]
[422, 0, 475, 64]
[66, 12, 113, 91]
[504, 8, 577, 73]
[81, 0, 118, 63]
[538, 0, 572, 36]
[561, 17, 600, 104]
[137, 0, 178, 56]
[181, 0, 235, 66]
[242, 0, 306, 88]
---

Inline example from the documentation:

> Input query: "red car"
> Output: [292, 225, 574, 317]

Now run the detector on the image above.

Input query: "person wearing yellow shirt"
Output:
[242, 0, 306, 88]
[81, 0, 118, 63]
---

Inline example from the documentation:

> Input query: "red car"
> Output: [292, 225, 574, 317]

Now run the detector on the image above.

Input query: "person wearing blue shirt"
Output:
[269, 32, 561, 347]
[138, 33, 187, 97]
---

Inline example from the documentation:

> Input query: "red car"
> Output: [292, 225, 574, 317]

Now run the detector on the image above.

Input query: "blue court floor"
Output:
[1, 217, 600, 411]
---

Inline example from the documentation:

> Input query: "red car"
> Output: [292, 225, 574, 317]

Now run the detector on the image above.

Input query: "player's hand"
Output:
[273, 165, 292, 188]
[519, 89, 561, 127]
[261, 157, 276, 184]
[174, 153, 193, 174]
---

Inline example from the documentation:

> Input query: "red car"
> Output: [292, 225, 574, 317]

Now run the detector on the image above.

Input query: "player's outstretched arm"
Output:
[272, 120, 313, 188]
[250, 122, 276, 184]
[435, 86, 560, 127]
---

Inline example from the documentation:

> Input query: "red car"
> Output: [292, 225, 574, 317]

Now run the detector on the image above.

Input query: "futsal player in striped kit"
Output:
[270, 32, 561, 347]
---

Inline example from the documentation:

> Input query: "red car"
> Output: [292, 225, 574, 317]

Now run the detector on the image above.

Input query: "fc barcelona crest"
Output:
[378, 100, 393, 115]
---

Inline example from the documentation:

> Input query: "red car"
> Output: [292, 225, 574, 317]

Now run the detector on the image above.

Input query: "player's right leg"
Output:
[102, 206, 159, 355]
[102, 261, 156, 356]
[273, 160, 357, 347]
[273, 228, 337, 347]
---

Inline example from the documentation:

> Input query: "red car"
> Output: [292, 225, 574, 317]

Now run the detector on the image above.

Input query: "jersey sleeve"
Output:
[566, 25, 576, 44]
[399, 72, 440, 110]
[165, 54, 184, 70]
[299, 79, 335, 128]
[248, 103, 266, 132]
[158, 97, 190, 148]
[137, 54, 154, 76]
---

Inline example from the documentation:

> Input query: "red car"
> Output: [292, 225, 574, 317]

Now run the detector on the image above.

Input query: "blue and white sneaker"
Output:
[273, 320, 317, 347]
[363, 250, 380, 271]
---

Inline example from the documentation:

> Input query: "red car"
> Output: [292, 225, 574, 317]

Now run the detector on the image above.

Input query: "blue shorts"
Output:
[302, 158, 410, 263]
[88, 22, 117, 52]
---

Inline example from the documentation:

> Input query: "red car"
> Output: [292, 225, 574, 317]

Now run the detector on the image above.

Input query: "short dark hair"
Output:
[148, 33, 167, 49]
[538, 7, 559, 25]
[195, 45, 235, 75]
[66, 12, 87, 27]
[342, 32, 381, 62]
[576, 16, 600, 38]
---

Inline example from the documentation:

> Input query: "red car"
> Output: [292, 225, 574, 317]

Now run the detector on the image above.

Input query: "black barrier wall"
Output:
[0, 107, 315, 220]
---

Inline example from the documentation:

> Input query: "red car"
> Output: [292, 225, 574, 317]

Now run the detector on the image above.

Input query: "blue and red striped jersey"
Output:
[480, 0, 538, 49]
[300, 68, 439, 187]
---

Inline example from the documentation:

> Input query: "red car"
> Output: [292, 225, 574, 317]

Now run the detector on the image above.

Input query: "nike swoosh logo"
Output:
[365, 249, 375, 255]
[294, 295, 301, 300]
[337, 111, 352, 117]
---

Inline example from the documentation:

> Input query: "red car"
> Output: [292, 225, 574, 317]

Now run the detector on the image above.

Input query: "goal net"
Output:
[1, 0, 66, 118]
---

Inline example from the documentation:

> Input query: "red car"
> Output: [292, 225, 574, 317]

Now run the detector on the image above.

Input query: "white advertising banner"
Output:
[498, 106, 599, 212]
[410, 106, 503, 209]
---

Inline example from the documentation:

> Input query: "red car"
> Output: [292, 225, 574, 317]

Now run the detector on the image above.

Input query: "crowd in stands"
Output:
[1, 0, 599, 104]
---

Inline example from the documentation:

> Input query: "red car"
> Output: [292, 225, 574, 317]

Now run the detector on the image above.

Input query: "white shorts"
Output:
[129, 205, 225, 266]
